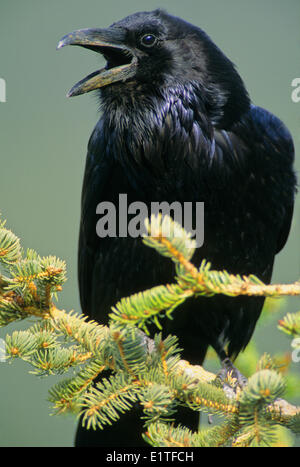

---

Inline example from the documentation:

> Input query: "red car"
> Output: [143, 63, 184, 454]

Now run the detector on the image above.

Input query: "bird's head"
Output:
[58, 9, 250, 127]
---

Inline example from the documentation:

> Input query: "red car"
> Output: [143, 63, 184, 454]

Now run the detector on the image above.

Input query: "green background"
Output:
[0, 0, 299, 447]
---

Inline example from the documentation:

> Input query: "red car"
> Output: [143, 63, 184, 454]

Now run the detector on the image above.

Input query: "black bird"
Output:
[58, 9, 296, 446]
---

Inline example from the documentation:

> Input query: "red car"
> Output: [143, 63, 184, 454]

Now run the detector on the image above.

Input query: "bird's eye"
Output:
[140, 34, 157, 47]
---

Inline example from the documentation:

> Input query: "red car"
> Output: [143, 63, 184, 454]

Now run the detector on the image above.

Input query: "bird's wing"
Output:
[210, 104, 296, 266]
[275, 201, 295, 254]
[78, 120, 113, 316]
[247, 106, 296, 255]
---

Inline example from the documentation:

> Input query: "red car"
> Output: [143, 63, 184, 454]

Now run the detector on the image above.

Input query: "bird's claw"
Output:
[216, 357, 248, 393]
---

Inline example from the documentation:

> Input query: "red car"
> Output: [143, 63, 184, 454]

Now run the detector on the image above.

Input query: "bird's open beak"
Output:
[57, 28, 137, 97]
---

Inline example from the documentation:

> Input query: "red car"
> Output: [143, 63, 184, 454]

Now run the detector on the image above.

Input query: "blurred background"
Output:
[0, 0, 299, 447]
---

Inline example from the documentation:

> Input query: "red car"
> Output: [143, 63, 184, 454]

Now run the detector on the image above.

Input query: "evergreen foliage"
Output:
[0, 214, 299, 447]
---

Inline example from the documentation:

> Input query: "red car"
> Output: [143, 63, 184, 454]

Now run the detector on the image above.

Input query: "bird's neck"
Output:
[97, 82, 223, 198]
[101, 81, 215, 168]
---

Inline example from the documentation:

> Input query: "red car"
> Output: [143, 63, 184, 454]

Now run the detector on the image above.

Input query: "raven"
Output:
[58, 9, 296, 446]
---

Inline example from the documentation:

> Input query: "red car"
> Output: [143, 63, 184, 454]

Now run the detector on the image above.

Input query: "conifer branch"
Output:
[145, 214, 300, 298]
[110, 215, 300, 333]
[1, 213, 300, 446]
